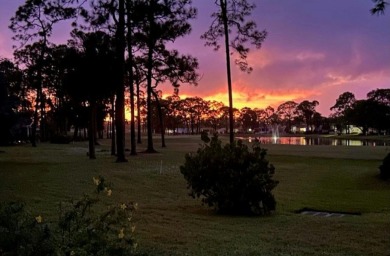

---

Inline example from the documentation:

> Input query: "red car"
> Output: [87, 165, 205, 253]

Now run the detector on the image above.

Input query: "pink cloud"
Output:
[1, 0, 389, 117]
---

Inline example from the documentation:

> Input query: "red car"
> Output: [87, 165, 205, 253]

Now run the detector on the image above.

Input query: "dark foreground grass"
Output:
[0, 136, 390, 255]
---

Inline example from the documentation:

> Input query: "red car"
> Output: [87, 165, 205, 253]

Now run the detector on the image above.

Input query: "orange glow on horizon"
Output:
[161, 88, 310, 110]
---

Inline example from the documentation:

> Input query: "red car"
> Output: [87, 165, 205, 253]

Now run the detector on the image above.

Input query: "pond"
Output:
[237, 136, 390, 146]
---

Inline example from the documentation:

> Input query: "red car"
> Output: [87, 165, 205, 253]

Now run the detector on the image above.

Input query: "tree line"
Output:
[0, 0, 269, 157]
[154, 90, 390, 136]
[330, 89, 390, 135]
[0, 0, 272, 158]
[1, 0, 201, 160]
[2, 52, 389, 146]
[0, 0, 388, 155]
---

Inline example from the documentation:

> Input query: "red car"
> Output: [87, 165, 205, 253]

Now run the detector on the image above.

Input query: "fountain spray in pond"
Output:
[271, 124, 280, 143]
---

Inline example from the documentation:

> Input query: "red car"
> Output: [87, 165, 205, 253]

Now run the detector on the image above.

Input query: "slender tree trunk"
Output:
[88, 100, 96, 159]
[126, 1, 137, 156]
[145, 1, 157, 153]
[115, 77, 127, 160]
[146, 50, 155, 152]
[115, 86, 126, 160]
[136, 81, 142, 144]
[31, 88, 40, 147]
[31, 56, 45, 146]
[106, 121, 110, 139]
[197, 116, 201, 134]
[111, 98, 116, 156]
[172, 109, 176, 135]
[32, 40, 47, 146]
[94, 106, 100, 144]
[220, 0, 234, 144]
[115, 0, 127, 162]
[152, 90, 166, 148]
[191, 116, 194, 134]
[40, 91, 46, 141]
[73, 124, 79, 141]
[111, 115, 116, 156]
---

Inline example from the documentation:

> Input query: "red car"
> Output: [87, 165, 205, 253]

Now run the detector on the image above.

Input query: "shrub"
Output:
[57, 176, 138, 256]
[0, 177, 138, 256]
[180, 133, 279, 215]
[379, 153, 390, 180]
[0, 202, 54, 256]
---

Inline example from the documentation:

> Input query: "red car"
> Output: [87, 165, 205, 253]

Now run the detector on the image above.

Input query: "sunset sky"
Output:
[1, 0, 389, 116]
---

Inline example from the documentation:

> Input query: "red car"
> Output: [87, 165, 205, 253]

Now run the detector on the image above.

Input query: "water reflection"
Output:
[242, 136, 389, 146]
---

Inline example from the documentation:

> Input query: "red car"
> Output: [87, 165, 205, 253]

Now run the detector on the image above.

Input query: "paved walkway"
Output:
[299, 210, 346, 217]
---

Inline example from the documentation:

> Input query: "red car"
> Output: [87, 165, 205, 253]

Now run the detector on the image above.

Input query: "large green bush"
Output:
[379, 153, 390, 180]
[180, 133, 279, 215]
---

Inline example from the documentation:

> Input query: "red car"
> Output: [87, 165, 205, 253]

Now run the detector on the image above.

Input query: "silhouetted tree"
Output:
[165, 96, 183, 134]
[366, 88, 390, 133]
[296, 100, 319, 133]
[257, 106, 275, 128]
[133, 57, 146, 144]
[64, 31, 116, 159]
[113, 0, 128, 162]
[345, 99, 390, 134]
[331, 92, 356, 115]
[0, 62, 20, 144]
[126, 0, 137, 156]
[202, 0, 267, 143]
[134, 0, 197, 153]
[151, 90, 167, 147]
[330, 92, 356, 134]
[75, 0, 128, 162]
[0, 58, 33, 145]
[204, 100, 225, 132]
[239, 107, 257, 132]
[312, 112, 324, 133]
[367, 88, 390, 106]
[45, 45, 72, 136]
[277, 101, 298, 133]
[371, 0, 388, 15]
[10, 0, 76, 146]
[13, 43, 54, 143]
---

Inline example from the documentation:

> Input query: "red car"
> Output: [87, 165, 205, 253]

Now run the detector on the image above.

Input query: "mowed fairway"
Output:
[0, 135, 389, 255]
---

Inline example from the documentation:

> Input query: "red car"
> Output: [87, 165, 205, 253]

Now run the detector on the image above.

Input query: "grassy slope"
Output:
[0, 136, 389, 255]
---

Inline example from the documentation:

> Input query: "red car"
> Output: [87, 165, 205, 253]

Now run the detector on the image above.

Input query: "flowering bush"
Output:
[58, 176, 138, 256]
[0, 202, 54, 255]
[0, 176, 138, 255]
[181, 133, 279, 215]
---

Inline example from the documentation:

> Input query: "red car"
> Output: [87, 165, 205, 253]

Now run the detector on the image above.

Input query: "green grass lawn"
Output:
[0, 135, 389, 255]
